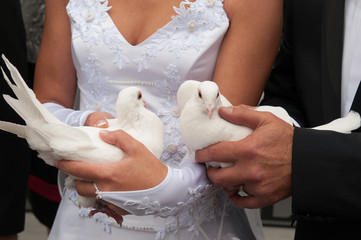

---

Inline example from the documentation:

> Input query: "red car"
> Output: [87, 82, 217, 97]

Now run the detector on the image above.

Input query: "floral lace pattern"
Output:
[64, 188, 120, 233]
[67, 0, 130, 69]
[157, 64, 188, 167]
[79, 52, 117, 114]
[133, 0, 227, 71]
[124, 185, 234, 240]
[67, 0, 227, 71]
[65, 184, 235, 240]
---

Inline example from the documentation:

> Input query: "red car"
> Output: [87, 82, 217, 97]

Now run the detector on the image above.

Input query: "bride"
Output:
[34, 0, 283, 239]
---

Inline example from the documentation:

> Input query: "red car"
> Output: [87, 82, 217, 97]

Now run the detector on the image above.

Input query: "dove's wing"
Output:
[255, 105, 293, 125]
[39, 124, 123, 163]
[220, 94, 232, 107]
[177, 80, 200, 111]
[25, 120, 123, 165]
[111, 109, 165, 159]
[135, 115, 164, 159]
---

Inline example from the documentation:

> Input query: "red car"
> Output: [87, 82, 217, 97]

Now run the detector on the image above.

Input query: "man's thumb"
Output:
[219, 105, 264, 130]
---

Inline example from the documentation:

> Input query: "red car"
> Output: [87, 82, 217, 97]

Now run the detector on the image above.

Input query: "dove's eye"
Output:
[137, 92, 142, 100]
[216, 92, 219, 98]
[198, 91, 202, 99]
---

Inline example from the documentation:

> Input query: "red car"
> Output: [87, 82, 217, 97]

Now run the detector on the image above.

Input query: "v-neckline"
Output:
[105, 12, 176, 47]
[104, 0, 192, 47]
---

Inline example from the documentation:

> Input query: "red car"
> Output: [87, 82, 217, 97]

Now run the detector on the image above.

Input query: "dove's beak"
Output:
[205, 103, 215, 119]
[206, 108, 213, 119]
[143, 100, 147, 108]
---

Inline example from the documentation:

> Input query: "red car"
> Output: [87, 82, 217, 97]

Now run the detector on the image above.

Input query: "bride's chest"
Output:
[106, 0, 185, 46]
[66, 0, 229, 71]
[67, 0, 227, 45]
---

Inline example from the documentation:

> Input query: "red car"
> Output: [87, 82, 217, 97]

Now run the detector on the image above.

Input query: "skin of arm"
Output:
[34, 0, 77, 107]
[213, 0, 283, 105]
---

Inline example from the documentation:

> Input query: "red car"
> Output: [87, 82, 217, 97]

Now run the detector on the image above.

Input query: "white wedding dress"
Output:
[48, 0, 265, 239]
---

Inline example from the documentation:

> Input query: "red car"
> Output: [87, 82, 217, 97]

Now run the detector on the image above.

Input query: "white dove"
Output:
[178, 80, 361, 169]
[0, 55, 164, 208]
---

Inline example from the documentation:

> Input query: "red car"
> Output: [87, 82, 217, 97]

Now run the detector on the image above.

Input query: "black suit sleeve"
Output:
[292, 128, 361, 220]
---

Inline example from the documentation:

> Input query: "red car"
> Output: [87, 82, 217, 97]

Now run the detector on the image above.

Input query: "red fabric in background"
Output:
[28, 174, 61, 202]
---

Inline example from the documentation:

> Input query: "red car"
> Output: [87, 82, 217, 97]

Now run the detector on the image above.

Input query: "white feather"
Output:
[312, 110, 361, 133]
[0, 55, 164, 207]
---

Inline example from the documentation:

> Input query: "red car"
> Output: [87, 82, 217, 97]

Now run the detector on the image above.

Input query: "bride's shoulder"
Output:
[223, 0, 282, 21]
[222, 0, 248, 21]
[45, 0, 69, 9]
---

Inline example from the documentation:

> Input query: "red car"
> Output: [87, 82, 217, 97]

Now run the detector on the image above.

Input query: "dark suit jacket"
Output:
[261, 0, 361, 238]
[0, 0, 30, 235]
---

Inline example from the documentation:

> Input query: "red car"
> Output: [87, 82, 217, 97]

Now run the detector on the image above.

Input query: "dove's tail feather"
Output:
[312, 110, 361, 133]
[1, 55, 61, 125]
[0, 120, 26, 138]
[3, 94, 34, 122]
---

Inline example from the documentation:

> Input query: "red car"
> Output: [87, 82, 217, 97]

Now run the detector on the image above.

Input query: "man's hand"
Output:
[196, 105, 294, 208]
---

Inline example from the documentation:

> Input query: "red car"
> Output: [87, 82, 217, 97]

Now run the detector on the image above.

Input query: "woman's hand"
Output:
[84, 111, 115, 127]
[55, 130, 168, 212]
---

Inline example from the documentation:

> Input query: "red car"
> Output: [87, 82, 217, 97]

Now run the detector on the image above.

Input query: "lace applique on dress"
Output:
[191, 0, 227, 29]
[67, 0, 226, 72]
[79, 52, 117, 114]
[134, 0, 227, 71]
[67, 0, 130, 69]
[65, 184, 234, 239]
[123, 185, 235, 240]
[64, 188, 120, 233]
[157, 64, 187, 167]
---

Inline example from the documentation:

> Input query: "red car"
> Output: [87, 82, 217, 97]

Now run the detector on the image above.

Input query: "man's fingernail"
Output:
[100, 130, 110, 135]
[222, 106, 234, 114]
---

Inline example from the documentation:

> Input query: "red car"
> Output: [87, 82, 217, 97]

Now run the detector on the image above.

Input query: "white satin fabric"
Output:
[342, 0, 361, 117]
[48, 0, 265, 239]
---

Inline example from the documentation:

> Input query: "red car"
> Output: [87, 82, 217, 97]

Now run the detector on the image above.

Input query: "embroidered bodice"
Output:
[49, 1, 263, 239]
[68, 0, 228, 167]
